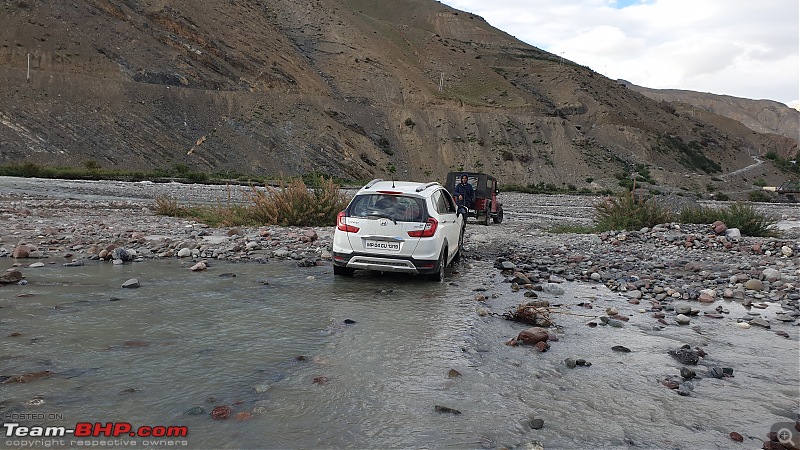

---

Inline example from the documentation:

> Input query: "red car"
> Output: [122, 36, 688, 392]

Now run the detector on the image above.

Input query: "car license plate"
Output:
[365, 240, 401, 252]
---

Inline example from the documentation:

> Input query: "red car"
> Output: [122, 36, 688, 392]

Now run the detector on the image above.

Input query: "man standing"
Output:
[454, 174, 474, 209]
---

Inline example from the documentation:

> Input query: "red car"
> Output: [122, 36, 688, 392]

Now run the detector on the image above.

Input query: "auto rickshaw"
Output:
[445, 172, 504, 225]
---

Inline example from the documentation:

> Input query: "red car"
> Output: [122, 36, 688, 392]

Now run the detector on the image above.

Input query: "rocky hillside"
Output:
[0, 0, 797, 195]
[623, 82, 800, 143]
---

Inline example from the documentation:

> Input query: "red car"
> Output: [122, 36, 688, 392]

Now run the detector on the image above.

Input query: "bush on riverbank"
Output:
[589, 194, 778, 237]
[153, 177, 350, 227]
[594, 193, 674, 232]
[679, 202, 778, 237]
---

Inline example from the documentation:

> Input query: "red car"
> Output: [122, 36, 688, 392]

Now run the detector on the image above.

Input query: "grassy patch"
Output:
[593, 192, 674, 231]
[679, 202, 778, 237]
[153, 177, 350, 227]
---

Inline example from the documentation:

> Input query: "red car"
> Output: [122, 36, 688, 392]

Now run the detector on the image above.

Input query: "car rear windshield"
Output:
[347, 194, 426, 222]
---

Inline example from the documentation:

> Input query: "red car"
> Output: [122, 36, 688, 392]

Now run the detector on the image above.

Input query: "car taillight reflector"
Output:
[337, 211, 360, 233]
[407, 218, 438, 237]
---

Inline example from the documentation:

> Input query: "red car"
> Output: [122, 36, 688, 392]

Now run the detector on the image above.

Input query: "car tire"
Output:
[493, 206, 504, 224]
[427, 246, 446, 282]
[333, 265, 354, 277]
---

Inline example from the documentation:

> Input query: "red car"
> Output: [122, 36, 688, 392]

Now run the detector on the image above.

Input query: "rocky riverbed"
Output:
[1, 177, 799, 448]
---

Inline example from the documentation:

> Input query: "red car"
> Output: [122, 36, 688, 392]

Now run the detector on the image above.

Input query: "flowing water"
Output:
[1, 257, 798, 449]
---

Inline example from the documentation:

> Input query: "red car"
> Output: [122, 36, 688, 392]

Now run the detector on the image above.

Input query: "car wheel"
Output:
[493, 206, 504, 224]
[333, 265, 354, 277]
[453, 230, 464, 262]
[427, 246, 446, 282]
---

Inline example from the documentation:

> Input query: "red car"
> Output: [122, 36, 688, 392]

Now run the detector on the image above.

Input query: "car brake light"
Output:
[337, 211, 360, 233]
[407, 218, 438, 237]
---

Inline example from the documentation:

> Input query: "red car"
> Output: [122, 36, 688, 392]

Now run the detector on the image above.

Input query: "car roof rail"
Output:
[415, 182, 440, 192]
[363, 179, 383, 189]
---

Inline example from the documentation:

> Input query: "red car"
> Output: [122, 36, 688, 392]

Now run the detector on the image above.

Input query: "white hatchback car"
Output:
[332, 179, 465, 281]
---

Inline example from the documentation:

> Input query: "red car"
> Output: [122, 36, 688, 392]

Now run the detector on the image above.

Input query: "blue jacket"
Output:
[454, 181, 474, 208]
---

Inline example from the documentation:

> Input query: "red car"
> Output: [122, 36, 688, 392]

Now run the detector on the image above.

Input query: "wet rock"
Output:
[343, 319, 357, 325]
[729, 431, 743, 442]
[712, 221, 727, 235]
[611, 345, 631, 353]
[533, 341, 550, 352]
[2, 370, 52, 384]
[63, 260, 84, 267]
[185, 406, 205, 415]
[0, 270, 23, 284]
[668, 347, 700, 365]
[607, 319, 624, 328]
[775, 314, 795, 322]
[210, 405, 231, 420]
[28, 262, 45, 268]
[575, 359, 591, 366]
[517, 327, 549, 345]
[434, 405, 461, 415]
[112, 247, 133, 262]
[564, 358, 577, 369]
[675, 314, 691, 325]
[189, 261, 207, 271]
[674, 303, 692, 315]
[528, 418, 544, 430]
[448, 369, 461, 378]
[680, 367, 696, 380]
[234, 412, 253, 421]
[312, 376, 329, 385]
[12, 243, 31, 258]
[121, 278, 140, 289]
[177, 248, 192, 258]
[782, 245, 794, 257]
[750, 317, 771, 328]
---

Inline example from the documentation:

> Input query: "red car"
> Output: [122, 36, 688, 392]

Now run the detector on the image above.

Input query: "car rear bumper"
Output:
[332, 251, 440, 274]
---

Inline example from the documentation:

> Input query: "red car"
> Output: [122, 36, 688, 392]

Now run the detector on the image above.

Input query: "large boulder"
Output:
[0, 269, 23, 284]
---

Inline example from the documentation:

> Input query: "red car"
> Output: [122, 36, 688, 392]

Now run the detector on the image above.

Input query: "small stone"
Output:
[729, 431, 743, 442]
[607, 319, 624, 328]
[210, 405, 231, 420]
[448, 369, 461, 378]
[434, 405, 461, 415]
[750, 317, 770, 328]
[177, 248, 192, 258]
[611, 345, 631, 353]
[744, 279, 763, 291]
[605, 307, 618, 316]
[517, 327, 549, 345]
[528, 418, 544, 430]
[675, 314, 691, 325]
[674, 303, 692, 315]
[28, 262, 45, 268]
[533, 341, 550, 352]
[185, 406, 205, 416]
[781, 245, 793, 257]
[121, 278, 140, 289]
[735, 322, 751, 329]
[680, 367, 696, 380]
[564, 358, 577, 369]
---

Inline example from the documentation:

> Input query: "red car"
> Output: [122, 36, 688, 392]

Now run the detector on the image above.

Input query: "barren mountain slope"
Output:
[0, 0, 794, 194]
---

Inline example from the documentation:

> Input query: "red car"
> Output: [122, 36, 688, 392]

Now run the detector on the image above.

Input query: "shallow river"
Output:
[1, 257, 798, 449]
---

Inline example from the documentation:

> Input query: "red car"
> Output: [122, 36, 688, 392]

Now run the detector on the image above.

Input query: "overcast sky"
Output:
[439, 0, 800, 109]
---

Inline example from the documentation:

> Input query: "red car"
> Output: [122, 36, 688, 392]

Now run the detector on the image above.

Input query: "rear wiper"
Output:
[366, 213, 397, 225]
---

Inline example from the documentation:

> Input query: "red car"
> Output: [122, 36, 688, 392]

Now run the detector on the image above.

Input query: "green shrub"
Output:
[153, 176, 350, 227]
[753, 178, 767, 187]
[720, 202, 778, 237]
[593, 192, 674, 231]
[748, 190, 772, 202]
[679, 202, 777, 237]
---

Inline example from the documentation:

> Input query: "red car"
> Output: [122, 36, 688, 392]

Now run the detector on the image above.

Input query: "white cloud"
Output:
[440, 0, 799, 107]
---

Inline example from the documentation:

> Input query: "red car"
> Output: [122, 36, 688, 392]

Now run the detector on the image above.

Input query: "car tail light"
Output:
[407, 218, 438, 237]
[337, 211, 360, 233]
